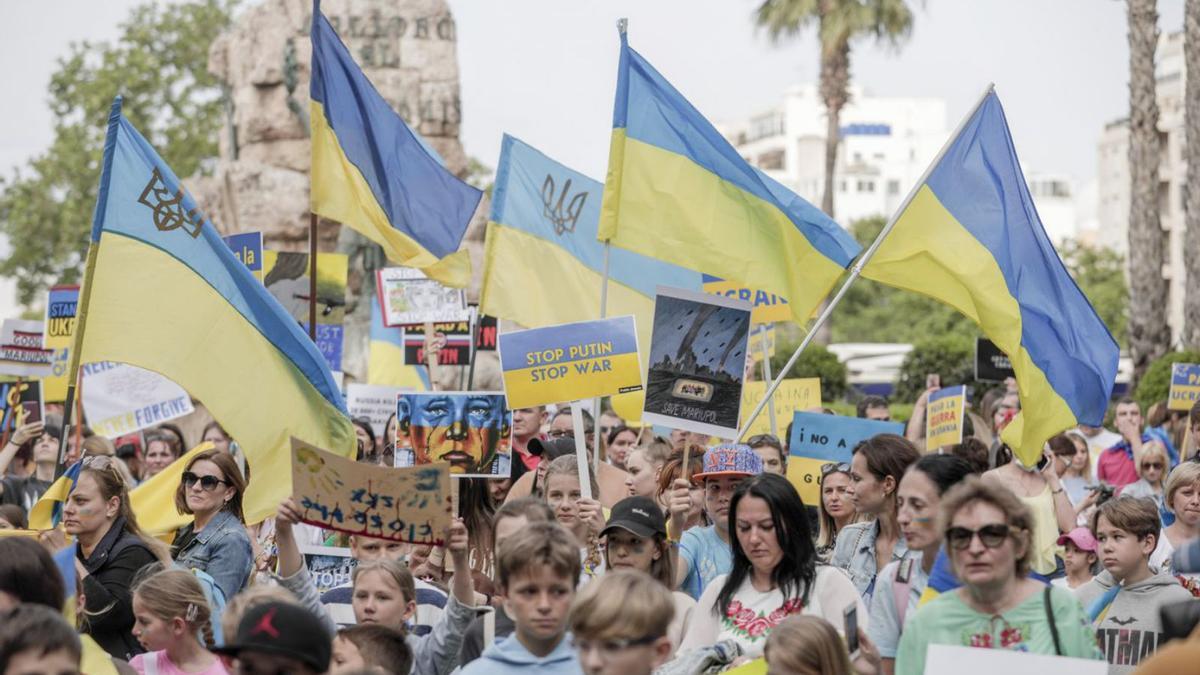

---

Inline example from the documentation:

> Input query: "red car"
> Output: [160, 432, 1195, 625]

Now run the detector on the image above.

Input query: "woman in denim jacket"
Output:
[171, 447, 253, 600]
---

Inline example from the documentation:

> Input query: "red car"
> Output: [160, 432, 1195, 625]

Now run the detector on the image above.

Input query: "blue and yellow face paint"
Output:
[397, 393, 510, 477]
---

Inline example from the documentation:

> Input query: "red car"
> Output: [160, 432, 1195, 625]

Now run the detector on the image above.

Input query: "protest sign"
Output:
[345, 383, 407, 438]
[499, 315, 642, 410]
[223, 231, 264, 281]
[0, 319, 52, 378]
[786, 411, 904, 505]
[401, 312, 498, 366]
[0, 380, 44, 432]
[643, 288, 752, 439]
[291, 438, 450, 544]
[926, 385, 968, 449]
[975, 337, 1015, 382]
[740, 378, 821, 438]
[702, 274, 791, 324]
[1168, 362, 1200, 412]
[299, 544, 356, 596]
[925, 645, 1105, 675]
[376, 267, 469, 327]
[747, 325, 776, 363]
[81, 361, 195, 438]
[42, 285, 79, 402]
[396, 392, 512, 477]
[264, 251, 348, 374]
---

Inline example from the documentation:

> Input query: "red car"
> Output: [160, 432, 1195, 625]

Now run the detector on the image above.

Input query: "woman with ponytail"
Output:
[130, 568, 228, 674]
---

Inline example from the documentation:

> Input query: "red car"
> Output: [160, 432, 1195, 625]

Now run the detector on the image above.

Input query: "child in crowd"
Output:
[1052, 527, 1099, 590]
[214, 601, 330, 675]
[330, 624, 412, 675]
[460, 521, 582, 674]
[1076, 497, 1194, 673]
[763, 615, 854, 675]
[0, 604, 81, 675]
[568, 570, 676, 675]
[129, 568, 228, 675]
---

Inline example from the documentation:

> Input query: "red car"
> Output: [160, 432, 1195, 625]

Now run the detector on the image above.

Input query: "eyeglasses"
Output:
[820, 462, 851, 476]
[82, 455, 116, 470]
[945, 524, 1013, 550]
[548, 429, 577, 439]
[571, 635, 660, 659]
[1142, 463, 1164, 470]
[748, 433, 781, 447]
[182, 471, 230, 491]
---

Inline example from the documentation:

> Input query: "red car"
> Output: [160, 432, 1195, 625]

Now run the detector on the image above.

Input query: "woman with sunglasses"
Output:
[895, 476, 1101, 674]
[1119, 440, 1170, 513]
[172, 448, 253, 600]
[815, 461, 859, 564]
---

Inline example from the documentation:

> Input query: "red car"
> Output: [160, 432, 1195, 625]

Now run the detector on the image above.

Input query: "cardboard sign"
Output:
[291, 438, 450, 544]
[376, 267, 469, 327]
[299, 544, 357, 596]
[345, 383, 408, 438]
[643, 288, 752, 439]
[785, 411, 904, 505]
[702, 274, 790, 324]
[42, 286, 79, 402]
[401, 312, 498, 366]
[926, 385, 968, 449]
[223, 231, 264, 281]
[740, 378, 821, 438]
[925, 645, 1106, 675]
[264, 251, 348, 374]
[0, 380, 44, 431]
[0, 319, 53, 378]
[396, 392, 512, 477]
[1168, 362, 1200, 412]
[81, 361, 195, 438]
[975, 337, 1015, 382]
[498, 315, 642, 410]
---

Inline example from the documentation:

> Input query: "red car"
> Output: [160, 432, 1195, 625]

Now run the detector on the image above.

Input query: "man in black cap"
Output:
[214, 601, 331, 675]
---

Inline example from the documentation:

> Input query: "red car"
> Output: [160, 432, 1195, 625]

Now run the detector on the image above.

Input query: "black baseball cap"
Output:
[527, 436, 578, 460]
[601, 495, 667, 539]
[212, 602, 331, 672]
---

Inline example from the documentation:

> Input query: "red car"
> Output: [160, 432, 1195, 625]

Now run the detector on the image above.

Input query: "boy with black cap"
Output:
[214, 601, 332, 675]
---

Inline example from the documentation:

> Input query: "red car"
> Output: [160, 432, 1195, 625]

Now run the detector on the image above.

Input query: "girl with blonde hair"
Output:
[129, 568, 227, 674]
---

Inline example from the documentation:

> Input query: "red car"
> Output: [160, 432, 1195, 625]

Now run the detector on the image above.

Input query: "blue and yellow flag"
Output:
[77, 97, 355, 524]
[597, 33, 861, 326]
[309, 0, 481, 288]
[28, 461, 81, 530]
[862, 91, 1119, 466]
[369, 291, 430, 390]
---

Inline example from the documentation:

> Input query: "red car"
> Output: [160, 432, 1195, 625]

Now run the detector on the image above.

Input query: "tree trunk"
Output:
[818, 37, 851, 219]
[1127, 0, 1170, 384]
[1184, 0, 1200, 348]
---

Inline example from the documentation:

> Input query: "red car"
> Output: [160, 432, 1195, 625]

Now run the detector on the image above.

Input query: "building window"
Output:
[856, 180, 875, 193]
[757, 149, 785, 171]
[887, 180, 900, 195]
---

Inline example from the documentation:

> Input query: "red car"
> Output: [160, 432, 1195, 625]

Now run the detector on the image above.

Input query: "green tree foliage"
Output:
[0, 0, 236, 306]
[769, 342, 849, 401]
[1133, 350, 1200, 410]
[893, 334, 984, 403]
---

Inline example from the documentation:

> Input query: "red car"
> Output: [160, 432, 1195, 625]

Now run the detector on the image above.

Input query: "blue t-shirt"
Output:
[679, 525, 731, 600]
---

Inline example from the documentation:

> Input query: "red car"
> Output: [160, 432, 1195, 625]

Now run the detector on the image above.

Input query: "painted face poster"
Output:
[263, 251, 348, 374]
[396, 392, 512, 477]
[401, 311, 498, 366]
[0, 380, 44, 431]
[0, 319, 53, 378]
[376, 267, 469, 327]
[702, 274, 790, 324]
[497, 316, 642, 409]
[291, 438, 450, 544]
[925, 385, 968, 449]
[1168, 363, 1200, 411]
[740, 378, 821, 438]
[223, 231, 264, 282]
[786, 411, 904, 505]
[81, 361, 195, 438]
[42, 285, 79, 402]
[643, 287, 752, 439]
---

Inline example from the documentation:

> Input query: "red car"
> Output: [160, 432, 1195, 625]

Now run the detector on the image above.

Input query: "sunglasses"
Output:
[820, 462, 851, 476]
[182, 471, 230, 491]
[1142, 463, 1164, 470]
[945, 524, 1012, 550]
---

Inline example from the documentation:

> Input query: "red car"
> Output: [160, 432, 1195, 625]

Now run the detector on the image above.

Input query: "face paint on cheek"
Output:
[913, 517, 934, 524]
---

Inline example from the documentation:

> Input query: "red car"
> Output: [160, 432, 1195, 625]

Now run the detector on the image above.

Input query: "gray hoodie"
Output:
[1075, 569, 1194, 674]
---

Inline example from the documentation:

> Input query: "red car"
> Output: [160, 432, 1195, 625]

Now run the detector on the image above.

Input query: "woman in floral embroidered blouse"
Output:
[677, 473, 865, 660]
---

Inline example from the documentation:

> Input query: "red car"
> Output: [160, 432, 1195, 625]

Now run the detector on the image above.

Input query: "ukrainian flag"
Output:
[368, 291, 430, 390]
[309, 0, 481, 288]
[597, 32, 861, 326]
[76, 97, 355, 524]
[862, 90, 1119, 466]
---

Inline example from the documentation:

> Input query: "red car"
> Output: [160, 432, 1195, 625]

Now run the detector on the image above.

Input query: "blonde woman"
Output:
[1151, 461, 1200, 589]
[1120, 440, 1170, 512]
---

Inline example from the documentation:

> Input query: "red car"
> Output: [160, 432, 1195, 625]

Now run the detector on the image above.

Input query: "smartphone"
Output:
[843, 603, 860, 658]
[926, 373, 941, 390]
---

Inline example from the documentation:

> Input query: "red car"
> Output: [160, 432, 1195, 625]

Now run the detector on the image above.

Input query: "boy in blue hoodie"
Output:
[460, 521, 583, 674]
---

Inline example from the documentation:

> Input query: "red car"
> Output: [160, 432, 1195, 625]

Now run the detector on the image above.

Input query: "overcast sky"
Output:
[0, 0, 1186, 311]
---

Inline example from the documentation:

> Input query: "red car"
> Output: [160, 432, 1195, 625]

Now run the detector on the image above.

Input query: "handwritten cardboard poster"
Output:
[0, 319, 53, 378]
[925, 385, 967, 449]
[1168, 363, 1200, 412]
[376, 267, 469, 326]
[42, 285, 79, 402]
[81, 361, 195, 438]
[0, 380, 44, 431]
[291, 438, 450, 544]
[740, 378, 821, 438]
[643, 287, 752, 439]
[786, 411, 904, 505]
[263, 251, 348, 374]
[396, 392, 512, 477]
[498, 316, 642, 409]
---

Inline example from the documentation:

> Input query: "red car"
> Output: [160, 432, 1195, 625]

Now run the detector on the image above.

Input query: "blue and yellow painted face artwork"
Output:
[397, 393, 512, 477]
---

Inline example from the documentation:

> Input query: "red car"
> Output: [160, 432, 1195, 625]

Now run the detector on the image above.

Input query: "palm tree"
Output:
[1184, 0, 1200, 348]
[753, 0, 915, 218]
[1126, 0, 1171, 381]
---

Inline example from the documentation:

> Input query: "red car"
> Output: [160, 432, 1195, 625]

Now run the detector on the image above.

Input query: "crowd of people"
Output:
[1, 382, 1200, 675]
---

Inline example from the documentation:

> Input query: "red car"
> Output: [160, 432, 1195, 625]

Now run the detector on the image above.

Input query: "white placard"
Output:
[81, 361, 195, 438]
[345, 383, 407, 437]
[0, 319, 53, 378]
[376, 267, 469, 326]
[925, 644, 1107, 675]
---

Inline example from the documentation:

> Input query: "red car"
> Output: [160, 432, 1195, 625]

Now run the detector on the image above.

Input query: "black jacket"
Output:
[78, 516, 159, 660]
